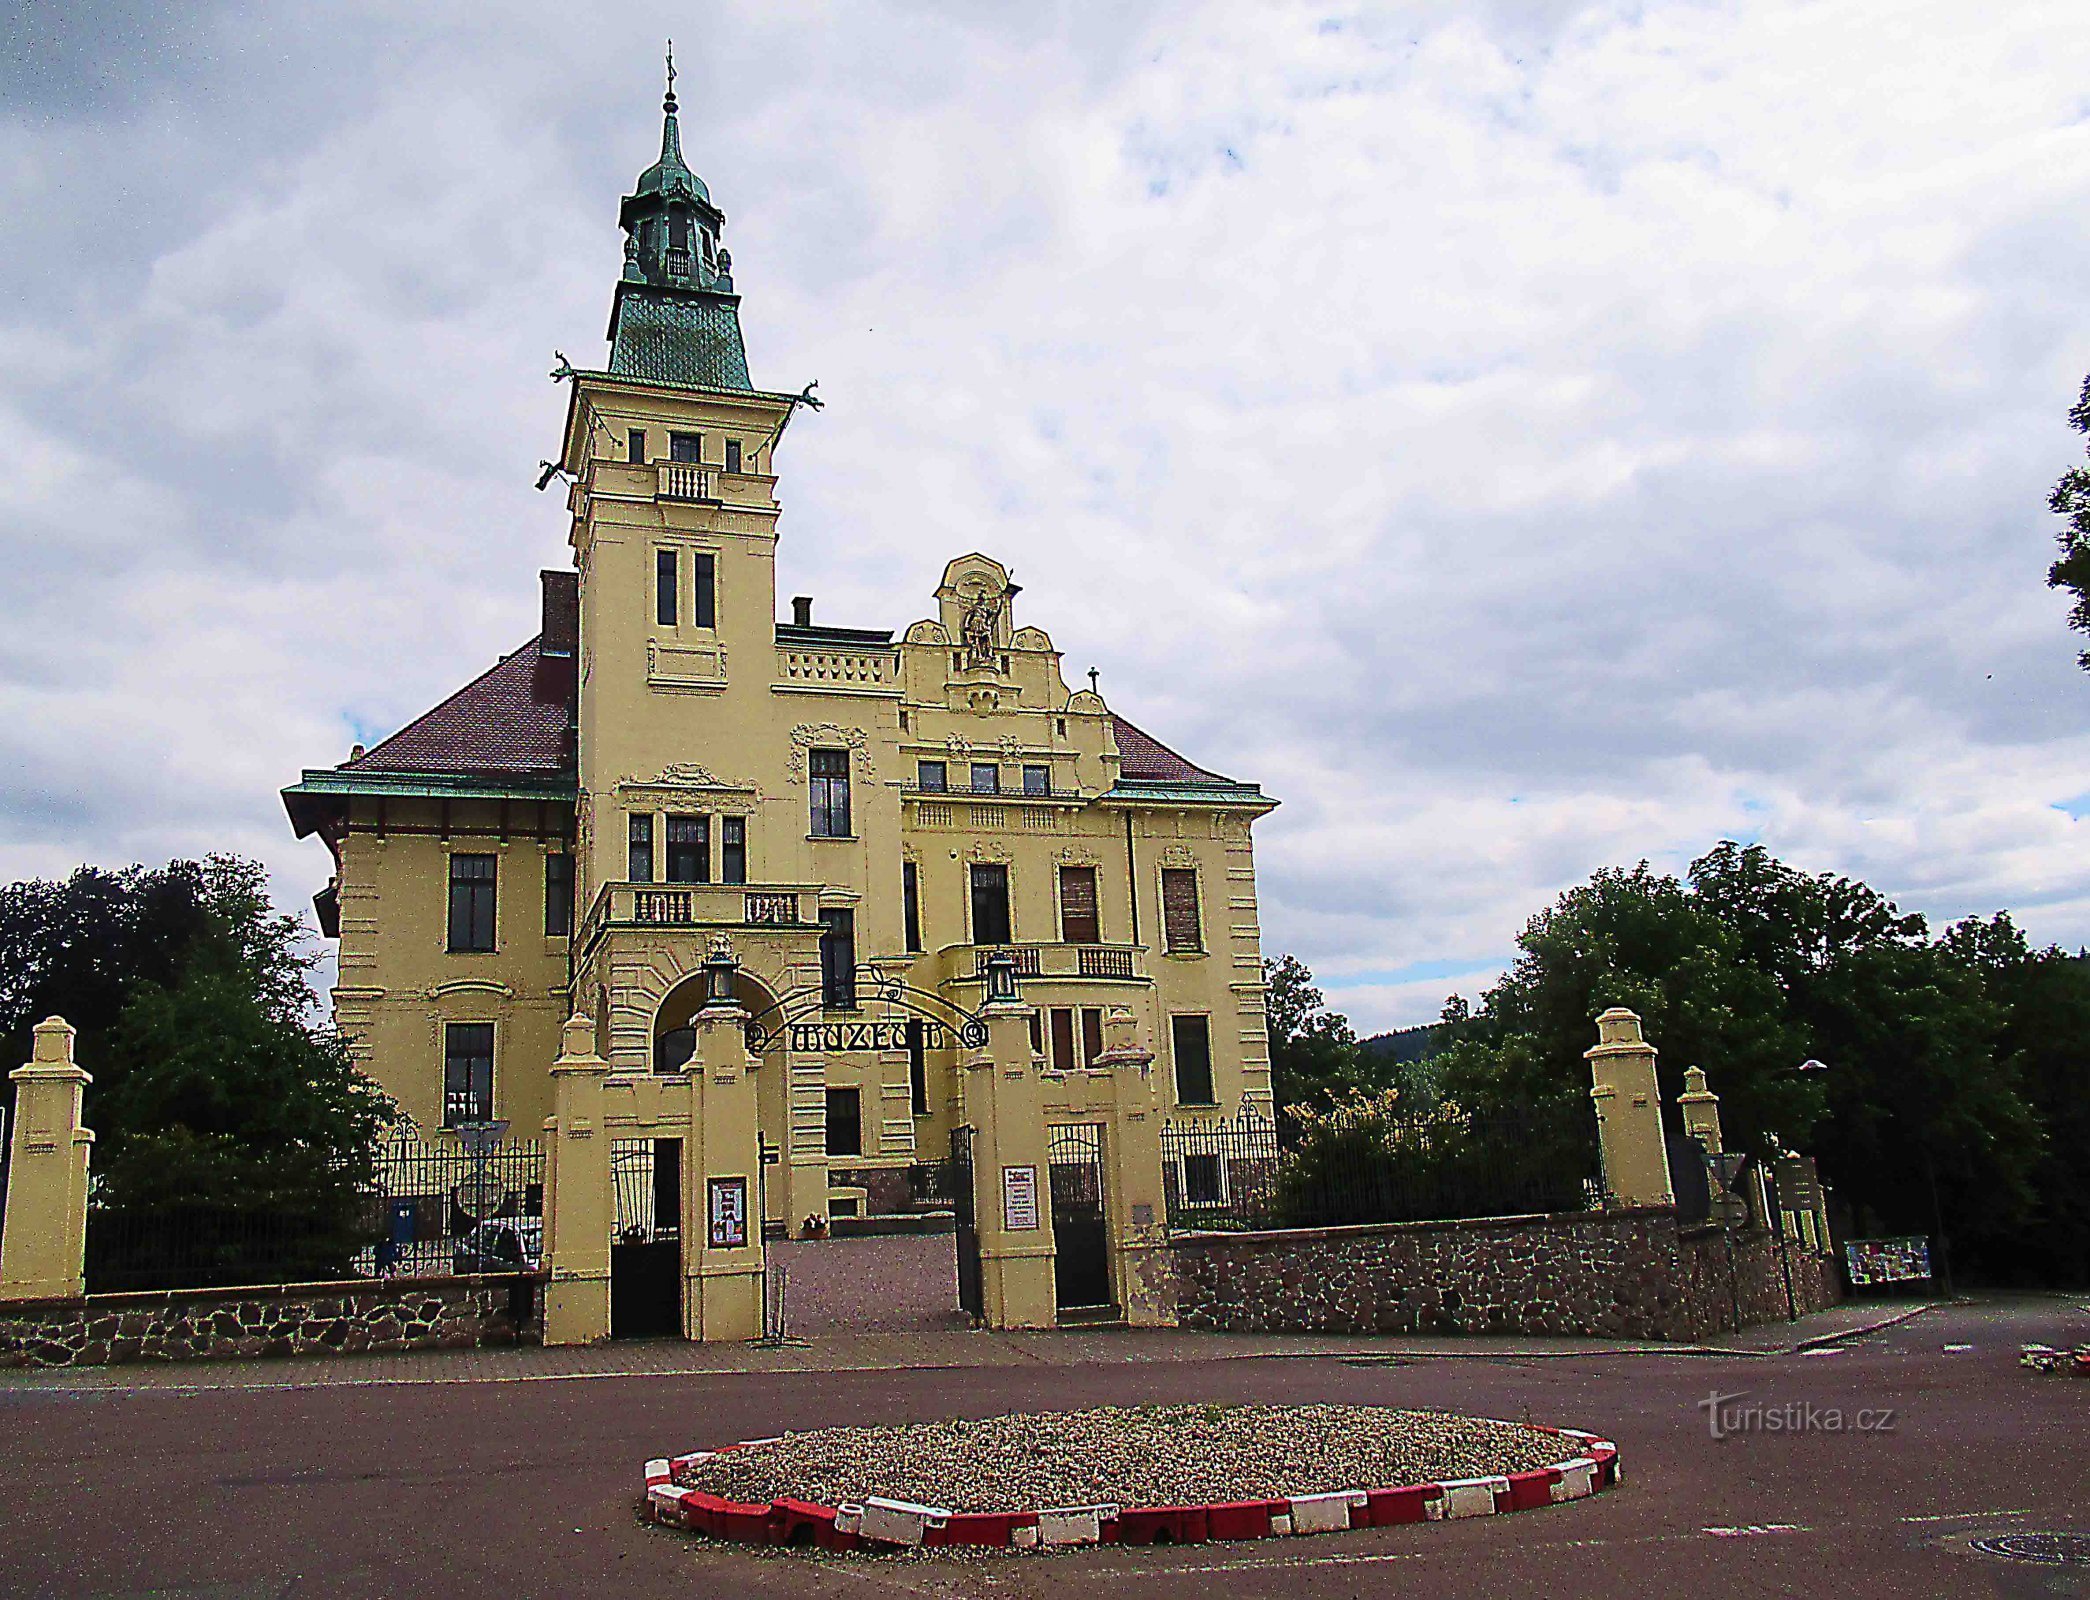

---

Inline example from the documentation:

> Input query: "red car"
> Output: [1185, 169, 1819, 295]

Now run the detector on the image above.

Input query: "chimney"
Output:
[792, 596, 813, 627]
[540, 570, 578, 657]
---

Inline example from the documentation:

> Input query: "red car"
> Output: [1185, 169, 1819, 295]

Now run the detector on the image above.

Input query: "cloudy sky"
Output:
[4, 0, 2088, 1033]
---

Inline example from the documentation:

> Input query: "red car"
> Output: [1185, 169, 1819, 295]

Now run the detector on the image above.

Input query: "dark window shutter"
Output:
[1171, 1014, 1215, 1105]
[1059, 867, 1099, 944]
[1161, 868, 1202, 952]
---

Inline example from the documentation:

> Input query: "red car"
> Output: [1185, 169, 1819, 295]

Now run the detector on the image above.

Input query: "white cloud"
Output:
[4, 0, 2090, 1035]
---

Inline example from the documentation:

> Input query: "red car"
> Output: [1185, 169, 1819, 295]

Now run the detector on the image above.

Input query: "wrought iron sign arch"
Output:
[741, 962, 993, 1055]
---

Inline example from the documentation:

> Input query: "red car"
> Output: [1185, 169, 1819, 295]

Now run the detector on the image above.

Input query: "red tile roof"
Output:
[345, 637, 575, 780]
[1111, 714, 1233, 785]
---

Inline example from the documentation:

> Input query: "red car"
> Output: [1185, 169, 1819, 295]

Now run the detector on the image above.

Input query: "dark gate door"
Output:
[1048, 1123, 1113, 1312]
[950, 1126, 982, 1317]
[610, 1138, 682, 1338]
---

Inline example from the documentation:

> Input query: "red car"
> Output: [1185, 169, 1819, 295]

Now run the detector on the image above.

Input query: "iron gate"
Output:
[610, 1137, 683, 1337]
[1047, 1122, 1112, 1311]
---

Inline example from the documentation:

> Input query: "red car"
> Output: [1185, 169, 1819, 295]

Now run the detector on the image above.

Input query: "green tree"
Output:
[1432, 861, 1819, 1148]
[1262, 954, 1371, 1121]
[2046, 373, 2090, 668]
[0, 857, 396, 1285]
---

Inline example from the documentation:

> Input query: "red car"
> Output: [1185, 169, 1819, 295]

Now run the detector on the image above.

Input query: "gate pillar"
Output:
[684, 937, 764, 1341]
[966, 957, 1058, 1329]
[543, 1014, 614, 1345]
[1585, 1008, 1675, 1208]
[1094, 1006, 1175, 1327]
[0, 1018, 93, 1303]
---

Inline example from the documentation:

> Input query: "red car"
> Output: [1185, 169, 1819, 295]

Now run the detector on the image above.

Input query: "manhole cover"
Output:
[1970, 1532, 2090, 1566]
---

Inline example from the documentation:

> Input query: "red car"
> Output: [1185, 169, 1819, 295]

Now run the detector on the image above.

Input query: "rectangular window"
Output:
[669, 431, 702, 463]
[628, 428, 647, 463]
[446, 854, 496, 952]
[628, 814, 654, 883]
[1161, 868, 1203, 953]
[819, 908, 857, 1009]
[1182, 1152, 1225, 1205]
[969, 763, 999, 795]
[724, 438, 742, 473]
[443, 1022, 494, 1126]
[1023, 764, 1051, 796]
[692, 551, 716, 628]
[544, 852, 573, 937]
[1081, 1007, 1104, 1067]
[969, 863, 1011, 946]
[1049, 1007, 1077, 1074]
[656, 548, 677, 626]
[1028, 1010, 1044, 1056]
[907, 1018, 928, 1117]
[1058, 866, 1099, 944]
[721, 816, 746, 884]
[824, 1087, 862, 1157]
[902, 860, 922, 952]
[809, 749, 852, 837]
[1171, 1014, 1216, 1105]
[666, 814, 710, 883]
[917, 759, 947, 792]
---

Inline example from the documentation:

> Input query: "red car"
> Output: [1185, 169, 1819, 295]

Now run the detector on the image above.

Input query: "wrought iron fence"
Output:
[84, 1135, 547, 1293]
[1161, 1103, 1599, 1232]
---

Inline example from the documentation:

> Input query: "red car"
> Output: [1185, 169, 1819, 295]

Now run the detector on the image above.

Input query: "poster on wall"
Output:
[1002, 1165, 1040, 1231]
[708, 1176, 749, 1249]
[1844, 1236, 1931, 1286]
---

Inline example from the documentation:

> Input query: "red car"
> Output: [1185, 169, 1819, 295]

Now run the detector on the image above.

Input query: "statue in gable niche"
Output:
[961, 588, 1003, 668]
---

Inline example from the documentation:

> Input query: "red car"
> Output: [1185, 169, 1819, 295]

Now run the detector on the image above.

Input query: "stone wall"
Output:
[1171, 1208, 1839, 1342]
[0, 1273, 542, 1369]
[1673, 1223, 1841, 1338]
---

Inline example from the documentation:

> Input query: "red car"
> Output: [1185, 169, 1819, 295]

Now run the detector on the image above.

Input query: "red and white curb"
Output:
[640, 1423, 1620, 1551]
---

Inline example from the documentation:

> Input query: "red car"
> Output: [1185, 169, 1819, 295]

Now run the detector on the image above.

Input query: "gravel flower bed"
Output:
[675, 1404, 1569, 1512]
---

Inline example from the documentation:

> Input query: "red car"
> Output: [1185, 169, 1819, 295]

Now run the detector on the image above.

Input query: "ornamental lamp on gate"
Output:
[701, 932, 740, 1011]
[982, 948, 1021, 1008]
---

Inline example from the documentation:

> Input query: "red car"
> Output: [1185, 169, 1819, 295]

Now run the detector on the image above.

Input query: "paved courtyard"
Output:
[1, 1297, 2084, 1599]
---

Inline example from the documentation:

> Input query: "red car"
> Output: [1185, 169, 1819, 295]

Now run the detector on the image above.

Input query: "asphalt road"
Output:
[2, 1298, 2085, 1599]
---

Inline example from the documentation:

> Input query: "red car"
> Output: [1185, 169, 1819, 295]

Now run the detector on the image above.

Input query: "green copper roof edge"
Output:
[284, 771, 578, 803]
[1099, 782, 1275, 807]
[570, 368, 799, 405]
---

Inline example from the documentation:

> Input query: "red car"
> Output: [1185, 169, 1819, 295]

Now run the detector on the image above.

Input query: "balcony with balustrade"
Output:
[926, 940, 1151, 996]
[575, 878, 820, 957]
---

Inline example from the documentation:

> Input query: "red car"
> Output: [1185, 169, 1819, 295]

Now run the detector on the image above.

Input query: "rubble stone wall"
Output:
[1172, 1208, 1839, 1341]
[0, 1274, 542, 1369]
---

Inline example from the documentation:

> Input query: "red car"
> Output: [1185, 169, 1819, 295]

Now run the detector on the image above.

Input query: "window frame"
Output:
[902, 859, 922, 953]
[1058, 864, 1100, 945]
[544, 851, 574, 938]
[656, 548, 677, 627]
[916, 759, 947, 792]
[968, 762, 1000, 795]
[669, 430, 703, 464]
[665, 814, 710, 884]
[691, 550, 716, 629]
[968, 862, 1012, 947]
[446, 853, 497, 953]
[809, 748, 852, 838]
[1160, 867, 1204, 954]
[1022, 764, 1051, 796]
[819, 907, 857, 1010]
[442, 1021, 495, 1127]
[628, 428, 647, 463]
[720, 815, 746, 884]
[1176, 1151, 1230, 1207]
[723, 438, 742, 473]
[824, 1086, 863, 1157]
[628, 813, 655, 884]
[1170, 1012, 1217, 1106]
[1049, 1007, 1077, 1074]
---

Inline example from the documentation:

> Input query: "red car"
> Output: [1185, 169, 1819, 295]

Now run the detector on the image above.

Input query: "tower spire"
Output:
[665, 38, 677, 114]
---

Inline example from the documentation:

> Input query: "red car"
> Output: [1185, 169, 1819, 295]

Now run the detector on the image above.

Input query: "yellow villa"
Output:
[282, 71, 1278, 1320]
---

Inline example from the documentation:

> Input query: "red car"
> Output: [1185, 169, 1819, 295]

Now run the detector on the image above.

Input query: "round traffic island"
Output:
[643, 1403, 1620, 1552]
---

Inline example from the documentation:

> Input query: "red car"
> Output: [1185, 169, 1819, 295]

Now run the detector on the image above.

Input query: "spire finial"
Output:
[664, 39, 677, 115]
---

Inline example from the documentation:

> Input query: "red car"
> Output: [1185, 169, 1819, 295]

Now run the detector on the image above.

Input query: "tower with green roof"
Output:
[606, 48, 752, 390]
